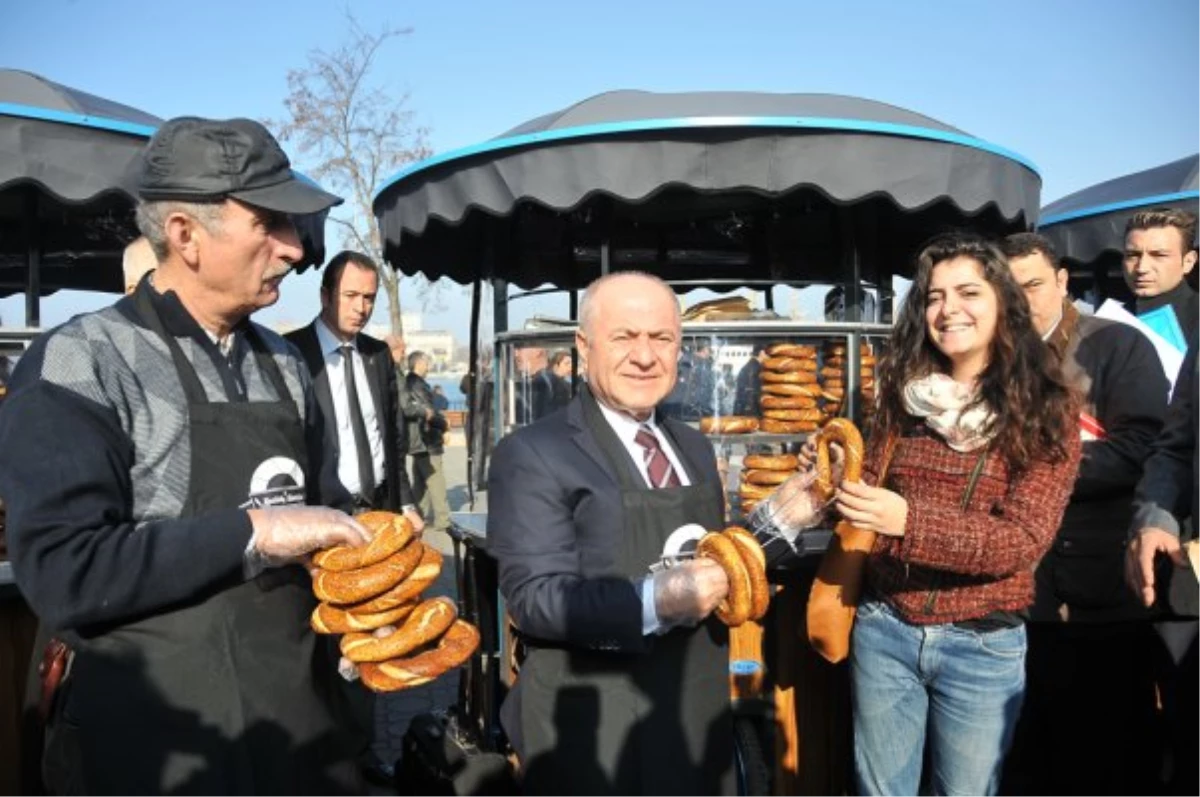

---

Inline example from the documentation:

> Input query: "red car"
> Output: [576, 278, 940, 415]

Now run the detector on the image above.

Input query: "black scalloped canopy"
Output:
[0, 70, 160, 298]
[1039, 154, 1198, 268]
[1, 70, 331, 299]
[375, 90, 1041, 288]
[0, 69, 158, 205]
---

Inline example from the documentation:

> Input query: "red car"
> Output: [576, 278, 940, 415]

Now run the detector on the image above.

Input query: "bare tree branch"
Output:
[267, 8, 432, 336]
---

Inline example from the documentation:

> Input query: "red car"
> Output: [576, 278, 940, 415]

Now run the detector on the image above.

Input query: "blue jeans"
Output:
[851, 600, 1027, 796]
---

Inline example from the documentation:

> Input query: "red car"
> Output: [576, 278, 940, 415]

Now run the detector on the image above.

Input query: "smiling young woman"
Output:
[841, 232, 1081, 796]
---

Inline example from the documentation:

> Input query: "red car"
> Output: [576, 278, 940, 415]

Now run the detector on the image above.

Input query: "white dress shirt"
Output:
[314, 319, 385, 495]
[595, 401, 691, 488]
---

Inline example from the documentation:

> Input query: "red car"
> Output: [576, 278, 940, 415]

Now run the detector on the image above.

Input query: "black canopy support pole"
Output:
[466, 277, 482, 510]
[839, 209, 860, 424]
[488, 218, 510, 336]
[23, 187, 41, 328]
[568, 289, 581, 386]
[492, 278, 509, 335]
[600, 239, 611, 276]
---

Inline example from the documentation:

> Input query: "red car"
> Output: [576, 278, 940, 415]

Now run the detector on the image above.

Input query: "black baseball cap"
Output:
[136, 117, 343, 214]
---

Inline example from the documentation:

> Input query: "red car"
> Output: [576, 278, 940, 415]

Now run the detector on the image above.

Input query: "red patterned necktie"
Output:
[634, 425, 681, 489]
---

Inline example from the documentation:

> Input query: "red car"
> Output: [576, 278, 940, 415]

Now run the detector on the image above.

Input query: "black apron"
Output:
[45, 290, 358, 795]
[513, 389, 734, 795]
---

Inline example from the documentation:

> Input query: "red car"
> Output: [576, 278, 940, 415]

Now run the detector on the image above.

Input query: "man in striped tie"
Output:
[488, 271, 737, 794]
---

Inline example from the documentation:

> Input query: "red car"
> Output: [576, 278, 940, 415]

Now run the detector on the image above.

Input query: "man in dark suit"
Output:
[488, 271, 734, 795]
[285, 250, 422, 783]
[285, 251, 421, 525]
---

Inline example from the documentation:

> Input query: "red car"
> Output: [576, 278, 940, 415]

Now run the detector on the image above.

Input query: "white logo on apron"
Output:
[649, 522, 707, 572]
[240, 456, 306, 509]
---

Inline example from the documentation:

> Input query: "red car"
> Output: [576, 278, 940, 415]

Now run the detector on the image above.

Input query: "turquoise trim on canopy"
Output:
[1040, 190, 1200, 227]
[3, 103, 328, 196]
[0, 102, 157, 137]
[375, 115, 1041, 200]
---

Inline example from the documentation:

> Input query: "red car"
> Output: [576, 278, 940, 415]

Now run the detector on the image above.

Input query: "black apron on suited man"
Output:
[488, 386, 734, 795]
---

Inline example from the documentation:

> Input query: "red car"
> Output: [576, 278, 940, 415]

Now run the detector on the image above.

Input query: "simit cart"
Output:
[373, 89, 1040, 794]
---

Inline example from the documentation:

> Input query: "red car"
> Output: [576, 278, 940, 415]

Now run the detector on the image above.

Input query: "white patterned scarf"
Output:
[902, 373, 997, 452]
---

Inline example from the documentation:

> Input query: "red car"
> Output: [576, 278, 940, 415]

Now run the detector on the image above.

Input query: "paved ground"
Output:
[371, 437, 487, 777]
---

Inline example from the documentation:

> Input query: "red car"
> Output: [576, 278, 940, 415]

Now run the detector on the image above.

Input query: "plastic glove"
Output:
[747, 469, 824, 543]
[338, 624, 396, 681]
[248, 506, 370, 568]
[652, 558, 729, 626]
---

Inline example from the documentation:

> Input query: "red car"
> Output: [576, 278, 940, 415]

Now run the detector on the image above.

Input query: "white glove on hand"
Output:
[247, 506, 369, 569]
[748, 469, 824, 543]
[338, 624, 396, 682]
[652, 558, 729, 626]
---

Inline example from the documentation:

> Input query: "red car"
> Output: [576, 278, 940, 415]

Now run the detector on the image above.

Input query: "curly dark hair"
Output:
[869, 231, 1077, 473]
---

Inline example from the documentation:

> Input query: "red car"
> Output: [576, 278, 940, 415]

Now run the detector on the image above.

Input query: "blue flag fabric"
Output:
[1139, 305, 1188, 354]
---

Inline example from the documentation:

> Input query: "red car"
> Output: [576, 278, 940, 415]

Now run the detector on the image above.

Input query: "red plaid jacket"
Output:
[864, 424, 1082, 624]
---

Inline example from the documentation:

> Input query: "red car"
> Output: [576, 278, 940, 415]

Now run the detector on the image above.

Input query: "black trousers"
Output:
[1001, 621, 1160, 795]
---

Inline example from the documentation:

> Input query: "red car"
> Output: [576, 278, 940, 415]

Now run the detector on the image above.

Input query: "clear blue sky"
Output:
[3, 0, 1197, 339]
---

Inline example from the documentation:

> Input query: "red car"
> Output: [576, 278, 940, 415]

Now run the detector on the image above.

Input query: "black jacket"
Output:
[404, 371, 446, 456]
[285, 323, 414, 510]
[1125, 281, 1199, 348]
[1032, 303, 1169, 622]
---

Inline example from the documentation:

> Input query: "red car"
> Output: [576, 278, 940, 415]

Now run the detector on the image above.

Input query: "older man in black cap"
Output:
[0, 117, 372, 793]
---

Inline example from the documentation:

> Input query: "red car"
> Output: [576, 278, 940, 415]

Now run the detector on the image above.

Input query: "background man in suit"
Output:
[286, 251, 421, 525]
[488, 271, 734, 795]
[285, 250, 422, 783]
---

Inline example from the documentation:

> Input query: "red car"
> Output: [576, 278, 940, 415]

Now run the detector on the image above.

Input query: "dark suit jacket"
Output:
[1032, 309, 1167, 622]
[285, 323, 414, 510]
[486, 394, 722, 654]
